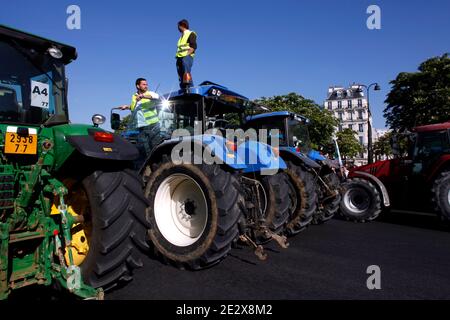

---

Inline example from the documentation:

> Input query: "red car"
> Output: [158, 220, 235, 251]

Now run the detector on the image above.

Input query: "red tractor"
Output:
[340, 121, 450, 222]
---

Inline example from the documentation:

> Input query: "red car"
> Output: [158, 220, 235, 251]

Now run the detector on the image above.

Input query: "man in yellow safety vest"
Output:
[120, 78, 165, 160]
[176, 19, 197, 90]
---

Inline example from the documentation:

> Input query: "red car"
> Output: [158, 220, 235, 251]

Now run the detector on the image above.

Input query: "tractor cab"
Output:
[158, 81, 251, 136]
[245, 111, 311, 154]
[349, 121, 450, 214]
[0, 25, 76, 128]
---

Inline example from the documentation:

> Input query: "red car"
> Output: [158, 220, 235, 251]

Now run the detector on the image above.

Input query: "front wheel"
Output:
[339, 178, 381, 222]
[145, 158, 243, 269]
[313, 172, 341, 224]
[284, 161, 318, 235]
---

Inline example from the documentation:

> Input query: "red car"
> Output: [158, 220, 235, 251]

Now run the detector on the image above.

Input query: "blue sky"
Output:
[1, 0, 449, 129]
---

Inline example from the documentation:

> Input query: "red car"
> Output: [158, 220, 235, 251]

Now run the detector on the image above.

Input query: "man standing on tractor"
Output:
[176, 19, 197, 90]
[120, 77, 164, 159]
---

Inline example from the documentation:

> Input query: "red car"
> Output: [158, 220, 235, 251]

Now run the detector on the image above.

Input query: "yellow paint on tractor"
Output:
[51, 204, 89, 266]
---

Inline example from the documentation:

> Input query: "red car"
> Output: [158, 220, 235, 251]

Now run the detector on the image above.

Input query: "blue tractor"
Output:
[111, 82, 291, 267]
[245, 111, 343, 230]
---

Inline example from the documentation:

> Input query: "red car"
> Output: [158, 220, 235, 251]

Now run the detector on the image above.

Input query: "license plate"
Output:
[4, 127, 37, 155]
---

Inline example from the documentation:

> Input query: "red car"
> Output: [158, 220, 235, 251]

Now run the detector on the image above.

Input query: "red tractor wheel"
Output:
[339, 178, 382, 222]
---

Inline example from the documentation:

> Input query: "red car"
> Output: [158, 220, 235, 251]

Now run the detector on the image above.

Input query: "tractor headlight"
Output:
[161, 99, 171, 111]
[48, 47, 63, 59]
[92, 114, 106, 127]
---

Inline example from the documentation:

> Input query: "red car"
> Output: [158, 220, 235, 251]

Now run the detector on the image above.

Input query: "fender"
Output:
[143, 134, 286, 173]
[66, 134, 139, 161]
[279, 147, 321, 169]
[143, 134, 247, 172]
[350, 171, 391, 207]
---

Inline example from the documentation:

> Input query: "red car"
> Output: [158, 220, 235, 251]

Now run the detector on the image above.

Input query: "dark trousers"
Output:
[176, 56, 194, 89]
[137, 122, 168, 161]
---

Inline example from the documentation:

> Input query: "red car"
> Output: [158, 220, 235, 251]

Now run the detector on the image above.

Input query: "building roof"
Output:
[326, 85, 366, 101]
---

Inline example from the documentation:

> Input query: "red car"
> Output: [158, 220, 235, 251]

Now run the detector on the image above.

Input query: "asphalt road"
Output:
[7, 212, 450, 301]
[106, 213, 450, 300]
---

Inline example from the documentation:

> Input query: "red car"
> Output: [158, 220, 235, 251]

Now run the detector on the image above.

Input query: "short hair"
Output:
[135, 78, 147, 86]
[178, 19, 189, 29]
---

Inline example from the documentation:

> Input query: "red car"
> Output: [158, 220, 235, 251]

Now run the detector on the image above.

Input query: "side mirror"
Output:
[111, 112, 121, 131]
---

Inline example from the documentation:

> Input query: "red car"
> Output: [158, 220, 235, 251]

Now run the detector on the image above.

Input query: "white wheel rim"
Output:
[343, 188, 370, 214]
[447, 189, 450, 206]
[154, 173, 208, 247]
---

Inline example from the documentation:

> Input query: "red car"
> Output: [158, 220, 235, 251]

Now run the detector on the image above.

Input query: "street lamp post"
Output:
[358, 83, 380, 164]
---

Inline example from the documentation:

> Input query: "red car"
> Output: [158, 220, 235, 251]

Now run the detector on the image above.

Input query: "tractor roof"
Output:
[0, 24, 77, 64]
[245, 111, 310, 124]
[413, 121, 450, 132]
[163, 81, 248, 102]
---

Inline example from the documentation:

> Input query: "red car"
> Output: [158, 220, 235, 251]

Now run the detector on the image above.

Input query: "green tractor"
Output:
[0, 25, 149, 299]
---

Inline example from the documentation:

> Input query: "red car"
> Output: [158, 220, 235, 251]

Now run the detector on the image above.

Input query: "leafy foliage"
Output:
[384, 53, 450, 131]
[253, 93, 339, 149]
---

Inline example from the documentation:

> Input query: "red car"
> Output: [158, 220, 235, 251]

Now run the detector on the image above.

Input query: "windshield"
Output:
[0, 40, 68, 126]
[288, 119, 311, 153]
[157, 94, 247, 135]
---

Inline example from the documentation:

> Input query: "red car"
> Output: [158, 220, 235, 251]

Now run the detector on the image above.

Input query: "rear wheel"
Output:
[284, 161, 318, 235]
[144, 157, 243, 269]
[64, 169, 150, 290]
[432, 171, 450, 221]
[339, 177, 381, 222]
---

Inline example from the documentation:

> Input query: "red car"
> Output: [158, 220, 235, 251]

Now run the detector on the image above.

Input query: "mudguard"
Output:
[349, 170, 391, 207]
[146, 134, 286, 173]
[66, 134, 139, 161]
[280, 147, 321, 169]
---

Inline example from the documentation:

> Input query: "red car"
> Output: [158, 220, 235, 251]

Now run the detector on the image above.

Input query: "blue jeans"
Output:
[176, 56, 194, 89]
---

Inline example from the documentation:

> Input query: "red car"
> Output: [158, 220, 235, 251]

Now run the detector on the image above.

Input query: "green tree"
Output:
[335, 128, 364, 159]
[254, 93, 339, 149]
[373, 131, 412, 160]
[384, 53, 450, 131]
[373, 132, 393, 160]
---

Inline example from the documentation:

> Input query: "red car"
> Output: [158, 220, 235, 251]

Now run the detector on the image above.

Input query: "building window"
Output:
[338, 125, 343, 132]
[338, 101, 342, 109]
[347, 100, 352, 108]
[358, 99, 362, 107]
[348, 124, 353, 130]
[338, 112, 343, 120]
[328, 101, 332, 110]
[348, 111, 353, 120]
[359, 136, 364, 145]
[359, 124, 364, 132]
[358, 110, 363, 119]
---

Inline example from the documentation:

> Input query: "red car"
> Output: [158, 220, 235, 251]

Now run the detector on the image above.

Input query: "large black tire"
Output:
[284, 161, 318, 235]
[432, 171, 450, 221]
[313, 172, 341, 224]
[144, 157, 243, 270]
[339, 177, 381, 222]
[68, 169, 150, 290]
[254, 173, 291, 241]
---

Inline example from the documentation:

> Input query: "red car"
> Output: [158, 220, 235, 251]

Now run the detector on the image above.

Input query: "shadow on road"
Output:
[377, 210, 450, 232]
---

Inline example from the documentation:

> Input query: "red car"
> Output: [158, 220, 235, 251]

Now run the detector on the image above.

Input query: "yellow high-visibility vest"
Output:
[176, 30, 196, 58]
[130, 91, 159, 127]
